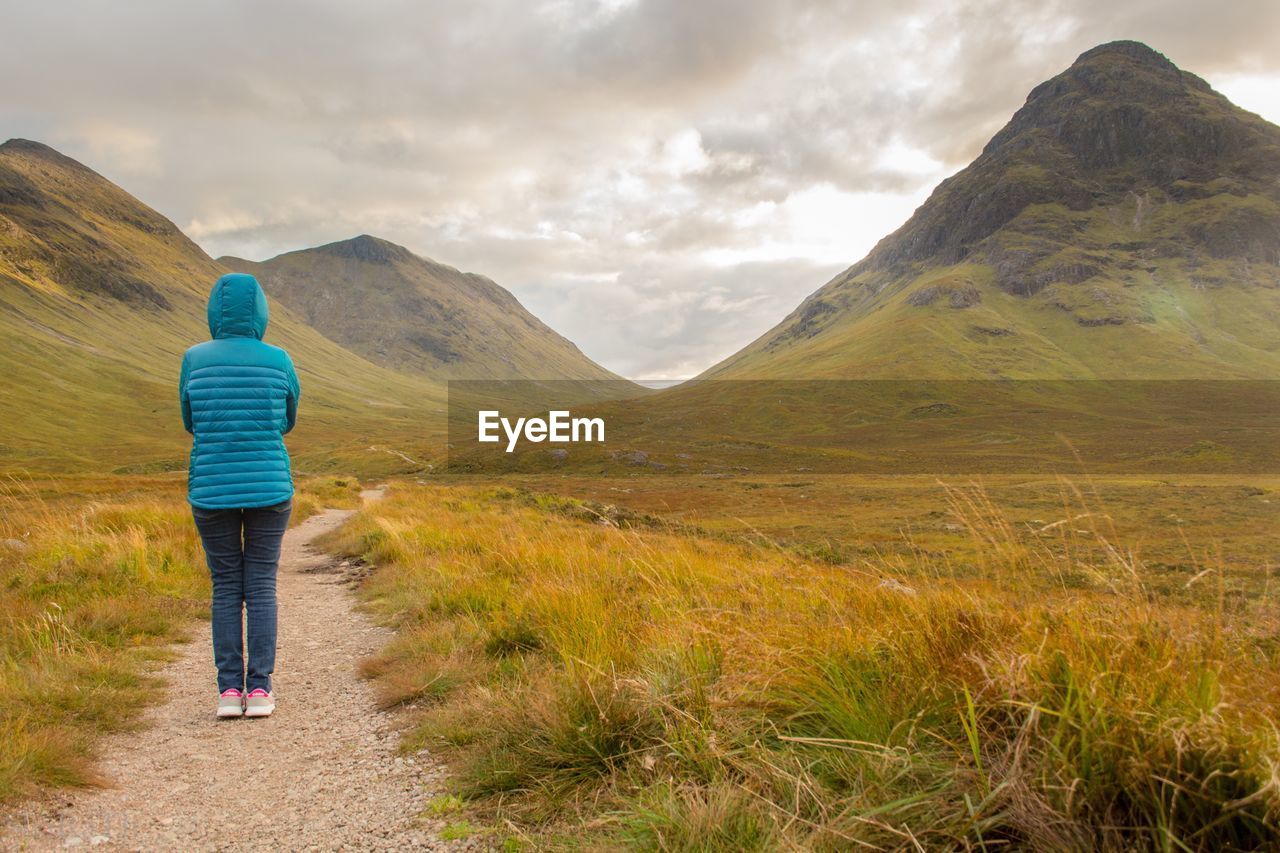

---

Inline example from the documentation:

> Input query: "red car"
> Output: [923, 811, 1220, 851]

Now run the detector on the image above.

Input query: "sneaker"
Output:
[217, 688, 244, 718]
[244, 688, 275, 718]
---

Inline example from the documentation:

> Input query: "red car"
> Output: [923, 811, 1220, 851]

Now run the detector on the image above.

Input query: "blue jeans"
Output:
[192, 499, 292, 693]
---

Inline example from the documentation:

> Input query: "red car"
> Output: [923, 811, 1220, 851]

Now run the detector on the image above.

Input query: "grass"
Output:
[290, 475, 365, 521]
[2, 466, 1274, 848]
[504, 473, 1280, 604]
[0, 475, 205, 802]
[0, 472, 361, 804]
[323, 480, 1280, 850]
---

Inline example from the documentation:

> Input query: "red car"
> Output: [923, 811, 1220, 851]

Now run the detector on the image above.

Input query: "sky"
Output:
[4, 1, 1280, 378]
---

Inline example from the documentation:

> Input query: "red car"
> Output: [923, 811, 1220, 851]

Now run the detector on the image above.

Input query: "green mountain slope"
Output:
[705, 41, 1280, 379]
[0, 139, 443, 472]
[220, 236, 619, 380]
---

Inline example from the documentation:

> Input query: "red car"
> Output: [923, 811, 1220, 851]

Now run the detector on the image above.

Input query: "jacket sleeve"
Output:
[284, 354, 300, 434]
[179, 352, 193, 434]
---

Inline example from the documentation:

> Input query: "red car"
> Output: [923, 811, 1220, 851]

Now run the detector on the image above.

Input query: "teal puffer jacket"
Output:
[180, 274, 301, 509]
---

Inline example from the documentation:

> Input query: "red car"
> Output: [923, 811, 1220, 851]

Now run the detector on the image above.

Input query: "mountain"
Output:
[706, 41, 1280, 379]
[219, 236, 619, 380]
[0, 139, 446, 472]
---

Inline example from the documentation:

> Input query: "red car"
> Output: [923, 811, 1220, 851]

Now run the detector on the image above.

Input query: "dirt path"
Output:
[5, 491, 464, 851]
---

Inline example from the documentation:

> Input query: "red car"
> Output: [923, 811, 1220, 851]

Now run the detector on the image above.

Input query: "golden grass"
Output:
[324, 481, 1280, 850]
[0, 473, 361, 804]
[504, 472, 1280, 605]
[0, 476, 205, 802]
[290, 475, 365, 523]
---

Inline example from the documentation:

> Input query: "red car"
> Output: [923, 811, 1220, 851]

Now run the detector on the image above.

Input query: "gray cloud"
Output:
[3, 0, 1279, 377]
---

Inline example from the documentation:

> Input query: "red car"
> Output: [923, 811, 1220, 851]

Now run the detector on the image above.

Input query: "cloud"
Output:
[3, 0, 1279, 376]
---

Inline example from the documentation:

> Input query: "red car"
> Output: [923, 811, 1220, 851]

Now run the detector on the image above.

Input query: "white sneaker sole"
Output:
[217, 705, 244, 718]
[244, 703, 275, 718]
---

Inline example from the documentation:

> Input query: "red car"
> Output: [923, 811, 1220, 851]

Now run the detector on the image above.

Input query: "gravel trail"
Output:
[4, 491, 464, 851]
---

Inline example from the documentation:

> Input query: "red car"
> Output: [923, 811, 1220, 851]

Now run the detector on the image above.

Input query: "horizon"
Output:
[4, 2, 1280, 378]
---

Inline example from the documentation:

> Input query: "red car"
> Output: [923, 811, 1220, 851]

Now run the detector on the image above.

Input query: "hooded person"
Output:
[179, 273, 300, 719]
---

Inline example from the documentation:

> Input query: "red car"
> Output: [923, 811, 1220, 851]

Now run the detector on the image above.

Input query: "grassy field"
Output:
[502, 473, 1280, 604]
[0, 473, 361, 804]
[2, 469, 1276, 848]
[320, 478, 1280, 850]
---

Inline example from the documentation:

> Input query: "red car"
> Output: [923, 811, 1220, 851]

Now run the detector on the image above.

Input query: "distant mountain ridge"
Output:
[706, 41, 1280, 378]
[0, 139, 613, 471]
[0, 138, 453, 470]
[220, 235, 618, 380]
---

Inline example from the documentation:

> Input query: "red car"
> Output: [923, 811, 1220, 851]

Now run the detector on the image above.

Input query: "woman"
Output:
[180, 273, 301, 719]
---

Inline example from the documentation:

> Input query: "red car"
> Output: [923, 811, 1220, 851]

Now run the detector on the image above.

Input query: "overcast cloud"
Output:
[4, 0, 1279, 377]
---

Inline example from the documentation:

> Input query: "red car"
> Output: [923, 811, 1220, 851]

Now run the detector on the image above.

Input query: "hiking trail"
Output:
[5, 489, 468, 851]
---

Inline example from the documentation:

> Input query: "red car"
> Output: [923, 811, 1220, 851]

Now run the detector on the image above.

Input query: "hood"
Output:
[207, 273, 269, 340]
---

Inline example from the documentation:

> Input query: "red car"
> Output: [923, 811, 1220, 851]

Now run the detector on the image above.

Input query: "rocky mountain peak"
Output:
[983, 40, 1228, 169]
[315, 234, 413, 265]
[847, 41, 1280, 276]
[1, 138, 99, 176]
[704, 41, 1280, 379]
[1073, 40, 1179, 71]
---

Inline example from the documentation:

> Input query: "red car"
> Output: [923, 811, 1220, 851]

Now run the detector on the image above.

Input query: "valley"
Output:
[1, 37, 1277, 851]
